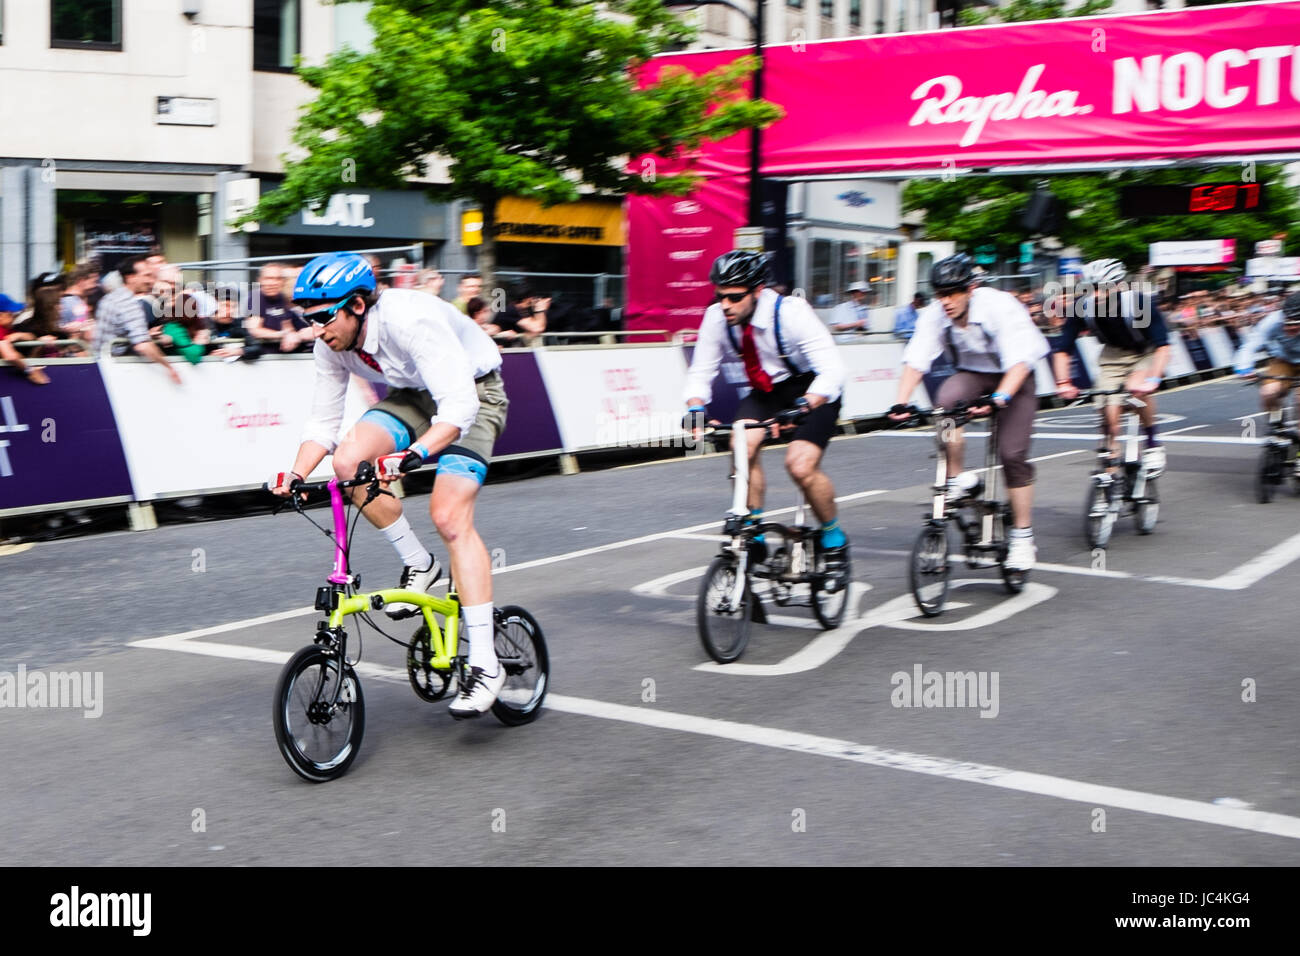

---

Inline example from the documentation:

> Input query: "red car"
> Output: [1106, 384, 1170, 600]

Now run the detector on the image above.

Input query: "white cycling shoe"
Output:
[1005, 536, 1037, 572]
[448, 666, 506, 719]
[385, 557, 443, 620]
[1142, 446, 1166, 478]
[945, 471, 983, 504]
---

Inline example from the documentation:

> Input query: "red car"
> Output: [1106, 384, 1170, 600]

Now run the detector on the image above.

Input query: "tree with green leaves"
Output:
[959, 0, 1113, 26]
[242, 0, 781, 289]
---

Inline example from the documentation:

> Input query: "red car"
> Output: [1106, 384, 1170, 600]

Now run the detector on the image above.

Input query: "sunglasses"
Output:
[714, 290, 753, 304]
[306, 298, 356, 328]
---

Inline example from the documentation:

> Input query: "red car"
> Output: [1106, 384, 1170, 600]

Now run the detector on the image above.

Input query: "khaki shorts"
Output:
[1096, 345, 1154, 404]
[370, 370, 508, 464]
[1265, 359, 1299, 393]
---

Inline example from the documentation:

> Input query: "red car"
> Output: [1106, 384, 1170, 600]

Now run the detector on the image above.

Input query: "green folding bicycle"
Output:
[268, 461, 548, 782]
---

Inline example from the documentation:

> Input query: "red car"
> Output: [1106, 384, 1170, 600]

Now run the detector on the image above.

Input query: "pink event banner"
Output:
[627, 2, 1300, 332]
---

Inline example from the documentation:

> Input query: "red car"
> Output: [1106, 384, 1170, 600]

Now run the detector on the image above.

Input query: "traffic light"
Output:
[1020, 186, 1062, 235]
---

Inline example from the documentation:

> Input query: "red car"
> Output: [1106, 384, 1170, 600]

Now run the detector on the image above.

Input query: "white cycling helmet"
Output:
[1081, 258, 1126, 285]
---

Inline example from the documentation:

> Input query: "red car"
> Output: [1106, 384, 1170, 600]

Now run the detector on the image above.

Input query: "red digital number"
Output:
[1241, 183, 1261, 209]
[1189, 184, 1239, 213]
[1188, 185, 1216, 213]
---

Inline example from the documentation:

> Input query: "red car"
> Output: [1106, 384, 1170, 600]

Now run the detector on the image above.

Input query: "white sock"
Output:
[1010, 526, 1033, 539]
[379, 515, 432, 570]
[463, 602, 499, 674]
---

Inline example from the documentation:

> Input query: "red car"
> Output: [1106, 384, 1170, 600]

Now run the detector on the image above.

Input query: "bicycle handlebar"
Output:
[695, 407, 810, 443]
[889, 394, 998, 427]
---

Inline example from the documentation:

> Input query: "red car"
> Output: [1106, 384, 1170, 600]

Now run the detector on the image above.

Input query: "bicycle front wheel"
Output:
[909, 525, 950, 617]
[697, 555, 753, 663]
[273, 645, 365, 783]
[491, 606, 549, 726]
[811, 553, 851, 630]
[1135, 478, 1159, 534]
[1084, 481, 1116, 549]
[1257, 445, 1281, 503]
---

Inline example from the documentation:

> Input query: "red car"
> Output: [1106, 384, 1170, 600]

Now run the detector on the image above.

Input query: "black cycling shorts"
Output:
[734, 372, 841, 449]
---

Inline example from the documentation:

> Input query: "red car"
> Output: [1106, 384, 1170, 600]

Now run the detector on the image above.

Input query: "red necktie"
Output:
[355, 348, 383, 375]
[741, 323, 772, 393]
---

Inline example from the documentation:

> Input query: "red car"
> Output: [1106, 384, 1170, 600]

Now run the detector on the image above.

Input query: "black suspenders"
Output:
[725, 295, 803, 376]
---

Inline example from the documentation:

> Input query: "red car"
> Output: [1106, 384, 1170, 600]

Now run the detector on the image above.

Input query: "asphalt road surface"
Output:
[3, 378, 1298, 865]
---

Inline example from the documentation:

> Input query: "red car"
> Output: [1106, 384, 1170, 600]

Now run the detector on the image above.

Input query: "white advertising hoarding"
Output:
[100, 358, 372, 500]
[1148, 240, 1235, 267]
[533, 347, 690, 452]
[837, 342, 930, 416]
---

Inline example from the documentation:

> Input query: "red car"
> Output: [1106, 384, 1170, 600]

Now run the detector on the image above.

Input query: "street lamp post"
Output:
[666, 0, 765, 227]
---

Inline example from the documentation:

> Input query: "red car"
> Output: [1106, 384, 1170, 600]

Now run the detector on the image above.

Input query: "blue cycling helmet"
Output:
[292, 252, 375, 304]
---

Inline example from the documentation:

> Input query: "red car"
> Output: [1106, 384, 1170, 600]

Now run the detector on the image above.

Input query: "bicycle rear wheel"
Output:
[491, 606, 549, 726]
[697, 555, 753, 662]
[909, 525, 950, 617]
[273, 645, 365, 783]
[1084, 480, 1116, 549]
[1257, 445, 1281, 503]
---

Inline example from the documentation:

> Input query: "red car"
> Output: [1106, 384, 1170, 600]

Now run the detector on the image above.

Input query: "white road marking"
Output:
[873, 431, 1263, 445]
[131, 630, 1300, 842]
[688, 581, 1052, 676]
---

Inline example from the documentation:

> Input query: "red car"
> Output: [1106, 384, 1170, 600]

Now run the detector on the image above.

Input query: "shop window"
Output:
[820, 0, 834, 18]
[810, 239, 833, 308]
[787, 0, 804, 9]
[255, 0, 300, 72]
[866, 241, 899, 307]
[839, 243, 863, 292]
[51, 0, 121, 50]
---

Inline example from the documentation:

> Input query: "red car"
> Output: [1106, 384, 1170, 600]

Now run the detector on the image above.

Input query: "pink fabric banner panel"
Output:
[627, 1, 1300, 332]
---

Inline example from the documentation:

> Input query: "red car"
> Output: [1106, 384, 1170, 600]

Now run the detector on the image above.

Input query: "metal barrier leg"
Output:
[127, 502, 158, 532]
[560, 454, 580, 476]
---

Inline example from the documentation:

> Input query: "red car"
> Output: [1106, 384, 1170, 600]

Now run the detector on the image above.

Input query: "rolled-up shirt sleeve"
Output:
[902, 308, 945, 373]
[393, 313, 480, 439]
[1235, 312, 1280, 368]
[300, 342, 351, 452]
[992, 299, 1050, 370]
[682, 308, 728, 407]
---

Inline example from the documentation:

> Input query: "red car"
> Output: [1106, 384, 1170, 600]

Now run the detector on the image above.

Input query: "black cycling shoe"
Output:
[747, 537, 769, 565]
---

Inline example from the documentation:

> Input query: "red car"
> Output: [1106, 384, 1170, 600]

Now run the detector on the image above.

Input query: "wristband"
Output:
[1055, 379, 1071, 386]
[409, 442, 430, 461]
[687, 405, 706, 413]
[991, 391, 1011, 404]
[1144, 376, 1161, 385]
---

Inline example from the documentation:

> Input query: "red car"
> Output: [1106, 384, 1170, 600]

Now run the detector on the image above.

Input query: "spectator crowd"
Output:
[1, 252, 627, 385]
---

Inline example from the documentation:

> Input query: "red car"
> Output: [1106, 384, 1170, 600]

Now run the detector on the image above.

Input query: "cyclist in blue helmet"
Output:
[270, 251, 511, 718]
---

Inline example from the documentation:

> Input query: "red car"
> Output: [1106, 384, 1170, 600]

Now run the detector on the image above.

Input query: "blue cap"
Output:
[0, 294, 24, 313]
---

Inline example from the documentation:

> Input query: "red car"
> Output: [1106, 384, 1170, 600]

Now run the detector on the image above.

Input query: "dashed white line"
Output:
[131, 627, 1300, 843]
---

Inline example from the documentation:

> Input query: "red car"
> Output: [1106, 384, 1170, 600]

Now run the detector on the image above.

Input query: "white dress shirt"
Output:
[683, 288, 846, 404]
[902, 286, 1049, 375]
[411, 289, 503, 378]
[301, 289, 481, 452]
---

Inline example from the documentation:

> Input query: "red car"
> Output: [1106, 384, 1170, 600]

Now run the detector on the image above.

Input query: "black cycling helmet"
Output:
[930, 253, 976, 293]
[1284, 291, 1300, 323]
[709, 250, 769, 289]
